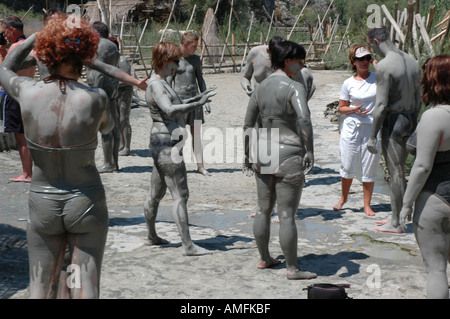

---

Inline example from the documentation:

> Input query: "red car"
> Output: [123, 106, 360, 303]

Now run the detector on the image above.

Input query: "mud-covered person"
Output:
[0, 16, 114, 298]
[143, 41, 216, 256]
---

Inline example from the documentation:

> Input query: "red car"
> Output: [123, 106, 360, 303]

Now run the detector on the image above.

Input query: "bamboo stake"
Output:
[415, 13, 434, 56]
[322, 15, 339, 60]
[263, 7, 285, 38]
[227, 0, 248, 42]
[119, 15, 125, 52]
[131, 19, 148, 67]
[425, 5, 435, 33]
[160, 0, 177, 42]
[435, 14, 449, 28]
[317, 14, 324, 42]
[392, 1, 398, 43]
[381, 4, 405, 42]
[219, 0, 234, 71]
[403, 0, 416, 52]
[411, 15, 420, 58]
[440, 14, 450, 52]
[265, 10, 275, 43]
[431, 29, 447, 42]
[287, 0, 309, 40]
[306, 0, 334, 56]
[241, 12, 254, 72]
[131, 20, 149, 77]
[21, 6, 34, 20]
[186, 4, 196, 31]
[337, 18, 351, 54]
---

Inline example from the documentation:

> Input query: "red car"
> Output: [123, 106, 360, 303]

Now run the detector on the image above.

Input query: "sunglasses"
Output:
[355, 55, 372, 61]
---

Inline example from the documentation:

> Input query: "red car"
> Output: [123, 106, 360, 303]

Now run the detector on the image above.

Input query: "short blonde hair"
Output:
[151, 41, 183, 72]
[181, 31, 199, 44]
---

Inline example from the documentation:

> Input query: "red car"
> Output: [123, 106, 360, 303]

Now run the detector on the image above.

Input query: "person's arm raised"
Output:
[0, 34, 36, 103]
[84, 59, 148, 90]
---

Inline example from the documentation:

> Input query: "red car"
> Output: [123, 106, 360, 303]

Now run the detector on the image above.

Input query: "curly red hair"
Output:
[34, 16, 99, 75]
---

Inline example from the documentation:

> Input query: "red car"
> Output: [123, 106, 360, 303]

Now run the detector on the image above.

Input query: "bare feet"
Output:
[287, 269, 317, 280]
[182, 243, 211, 256]
[257, 257, 281, 269]
[364, 206, 375, 216]
[98, 165, 117, 173]
[374, 221, 403, 234]
[9, 174, 31, 183]
[119, 148, 131, 156]
[144, 236, 170, 246]
[333, 200, 345, 211]
[376, 219, 389, 225]
[248, 210, 277, 220]
[197, 166, 211, 176]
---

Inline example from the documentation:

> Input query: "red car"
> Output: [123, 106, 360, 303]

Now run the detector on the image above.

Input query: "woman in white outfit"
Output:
[333, 45, 380, 216]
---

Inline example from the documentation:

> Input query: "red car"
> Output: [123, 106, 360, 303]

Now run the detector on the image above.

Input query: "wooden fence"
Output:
[115, 0, 448, 78]
[115, 0, 351, 76]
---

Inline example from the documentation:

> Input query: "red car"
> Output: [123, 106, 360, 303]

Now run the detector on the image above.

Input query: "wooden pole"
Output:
[21, 6, 34, 20]
[306, 0, 334, 56]
[186, 4, 196, 31]
[425, 5, 435, 33]
[232, 34, 235, 55]
[287, 0, 309, 40]
[415, 13, 434, 56]
[392, 1, 398, 43]
[322, 15, 339, 60]
[440, 14, 450, 53]
[403, 1, 416, 52]
[265, 10, 275, 43]
[131, 19, 149, 77]
[411, 15, 420, 58]
[337, 18, 351, 54]
[381, 4, 406, 44]
[218, 0, 234, 71]
[160, 0, 177, 42]
[119, 15, 125, 52]
[241, 12, 254, 72]
[263, 7, 285, 38]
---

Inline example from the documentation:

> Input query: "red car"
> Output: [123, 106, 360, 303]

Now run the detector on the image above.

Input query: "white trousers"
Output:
[339, 119, 381, 182]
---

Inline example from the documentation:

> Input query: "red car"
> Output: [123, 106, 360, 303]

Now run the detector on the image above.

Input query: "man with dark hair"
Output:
[0, 16, 34, 182]
[92, 21, 109, 39]
[366, 26, 421, 233]
[87, 21, 121, 173]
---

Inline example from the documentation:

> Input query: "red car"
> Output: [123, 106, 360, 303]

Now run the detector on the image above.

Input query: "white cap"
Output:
[355, 47, 371, 58]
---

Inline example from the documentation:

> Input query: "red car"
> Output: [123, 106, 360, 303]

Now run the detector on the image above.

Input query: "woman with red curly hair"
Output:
[399, 55, 450, 298]
[0, 16, 114, 298]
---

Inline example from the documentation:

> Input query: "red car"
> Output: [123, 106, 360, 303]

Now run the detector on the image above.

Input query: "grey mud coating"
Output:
[143, 48, 216, 256]
[366, 28, 421, 234]
[0, 28, 114, 298]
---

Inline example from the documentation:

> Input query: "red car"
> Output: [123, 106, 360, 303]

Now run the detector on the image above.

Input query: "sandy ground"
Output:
[1, 70, 448, 301]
